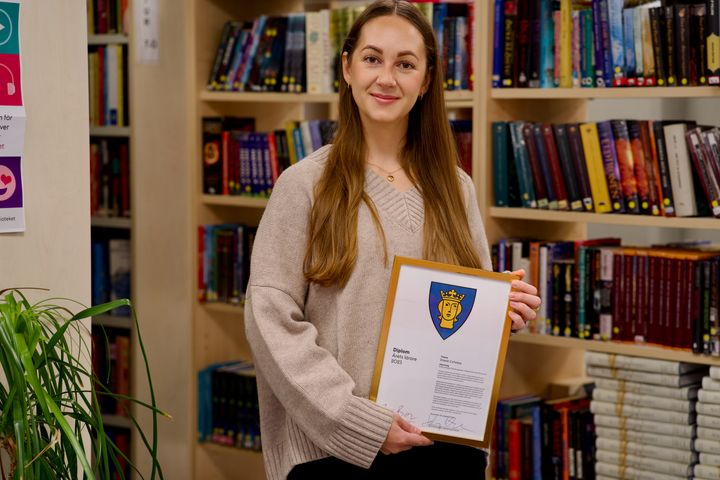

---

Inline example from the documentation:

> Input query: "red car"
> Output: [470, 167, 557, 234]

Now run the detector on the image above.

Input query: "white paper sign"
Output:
[0, 0, 25, 233]
[135, 0, 159, 64]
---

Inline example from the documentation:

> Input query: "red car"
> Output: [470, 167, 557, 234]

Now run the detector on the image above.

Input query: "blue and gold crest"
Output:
[428, 282, 477, 340]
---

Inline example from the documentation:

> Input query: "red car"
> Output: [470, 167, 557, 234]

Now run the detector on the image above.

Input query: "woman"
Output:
[244, 1, 541, 478]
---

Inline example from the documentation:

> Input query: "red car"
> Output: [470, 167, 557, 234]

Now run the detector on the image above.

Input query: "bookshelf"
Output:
[87, 2, 134, 476]
[476, 0, 720, 401]
[190, 0, 479, 477]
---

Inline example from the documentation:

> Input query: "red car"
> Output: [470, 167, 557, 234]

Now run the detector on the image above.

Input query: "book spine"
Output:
[553, 124, 582, 211]
[623, 7, 637, 84]
[664, 6, 677, 86]
[541, 124, 569, 210]
[502, 0, 518, 87]
[610, 120, 640, 213]
[567, 124, 594, 211]
[708, 0, 720, 84]
[676, 4, 691, 86]
[626, 120, 651, 214]
[539, 0, 554, 88]
[596, 121, 625, 213]
[608, 0, 626, 86]
[580, 123, 613, 213]
[494, 0, 505, 88]
[493, 122, 510, 207]
[521, 122, 550, 208]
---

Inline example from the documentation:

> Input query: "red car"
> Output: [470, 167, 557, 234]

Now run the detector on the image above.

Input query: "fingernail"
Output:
[509, 293, 519, 300]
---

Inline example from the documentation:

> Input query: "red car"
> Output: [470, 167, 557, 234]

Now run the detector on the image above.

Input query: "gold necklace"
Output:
[366, 161, 404, 182]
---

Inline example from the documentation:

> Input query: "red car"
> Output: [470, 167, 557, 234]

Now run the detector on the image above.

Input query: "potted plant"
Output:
[0, 288, 167, 479]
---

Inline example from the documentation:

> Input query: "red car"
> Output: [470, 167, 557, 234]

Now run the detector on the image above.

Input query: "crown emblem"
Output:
[440, 289, 464, 302]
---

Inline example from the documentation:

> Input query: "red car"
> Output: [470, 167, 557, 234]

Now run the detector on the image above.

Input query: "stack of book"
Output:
[694, 367, 720, 480]
[586, 352, 706, 480]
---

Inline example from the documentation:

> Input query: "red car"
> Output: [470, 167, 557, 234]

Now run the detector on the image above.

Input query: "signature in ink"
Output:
[396, 405, 416, 422]
[422, 414, 468, 432]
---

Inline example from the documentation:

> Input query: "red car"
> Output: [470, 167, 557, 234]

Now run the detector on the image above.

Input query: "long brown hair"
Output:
[304, 0, 482, 287]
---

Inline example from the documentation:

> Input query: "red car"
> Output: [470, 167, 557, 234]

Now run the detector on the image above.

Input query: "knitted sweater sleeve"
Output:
[244, 161, 394, 468]
[459, 169, 493, 271]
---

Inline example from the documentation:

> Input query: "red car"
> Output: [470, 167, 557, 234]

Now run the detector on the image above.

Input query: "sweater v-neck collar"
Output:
[364, 168, 424, 234]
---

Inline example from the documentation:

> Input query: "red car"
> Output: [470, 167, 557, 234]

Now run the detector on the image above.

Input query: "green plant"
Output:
[0, 288, 168, 479]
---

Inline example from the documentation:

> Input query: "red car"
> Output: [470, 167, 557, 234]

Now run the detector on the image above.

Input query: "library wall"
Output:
[1, 0, 90, 304]
[131, 0, 194, 477]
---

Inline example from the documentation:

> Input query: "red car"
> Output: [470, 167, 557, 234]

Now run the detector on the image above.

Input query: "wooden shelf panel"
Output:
[91, 216, 132, 229]
[490, 207, 720, 230]
[88, 34, 129, 45]
[199, 442, 262, 457]
[102, 414, 132, 429]
[491, 86, 720, 99]
[202, 302, 244, 315]
[510, 334, 720, 366]
[92, 314, 132, 330]
[90, 126, 131, 137]
[200, 89, 474, 106]
[201, 195, 269, 208]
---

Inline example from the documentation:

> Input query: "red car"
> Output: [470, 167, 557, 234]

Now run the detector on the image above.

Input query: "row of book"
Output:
[493, 0, 720, 89]
[90, 138, 130, 218]
[496, 237, 720, 355]
[87, 0, 129, 35]
[201, 116, 471, 197]
[92, 327, 131, 417]
[88, 45, 128, 127]
[587, 352, 707, 480]
[92, 237, 131, 316]
[197, 224, 256, 304]
[206, 1, 474, 94]
[492, 382, 594, 480]
[201, 116, 336, 196]
[493, 119, 720, 218]
[197, 360, 261, 451]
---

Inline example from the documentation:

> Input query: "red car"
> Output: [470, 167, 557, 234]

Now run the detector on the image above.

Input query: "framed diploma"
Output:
[369, 256, 517, 448]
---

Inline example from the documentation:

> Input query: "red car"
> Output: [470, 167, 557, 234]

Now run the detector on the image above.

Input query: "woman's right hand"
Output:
[380, 413, 433, 454]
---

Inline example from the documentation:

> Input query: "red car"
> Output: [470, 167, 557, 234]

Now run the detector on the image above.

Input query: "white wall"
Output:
[130, 0, 193, 477]
[1, 2, 89, 302]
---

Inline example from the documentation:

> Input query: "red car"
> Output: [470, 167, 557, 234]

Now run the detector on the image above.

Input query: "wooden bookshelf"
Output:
[491, 86, 720, 100]
[92, 314, 132, 330]
[102, 414, 133, 429]
[189, 1, 482, 478]
[90, 216, 132, 229]
[202, 302, 244, 316]
[201, 195, 268, 209]
[490, 207, 720, 230]
[88, 34, 129, 45]
[475, 0, 720, 404]
[89, 125, 131, 137]
[510, 334, 720, 367]
[200, 89, 475, 107]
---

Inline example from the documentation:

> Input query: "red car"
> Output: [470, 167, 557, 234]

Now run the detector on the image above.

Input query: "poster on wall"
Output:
[0, 0, 25, 233]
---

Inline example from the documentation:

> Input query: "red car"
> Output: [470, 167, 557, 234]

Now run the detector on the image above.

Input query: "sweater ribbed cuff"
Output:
[324, 396, 394, 468]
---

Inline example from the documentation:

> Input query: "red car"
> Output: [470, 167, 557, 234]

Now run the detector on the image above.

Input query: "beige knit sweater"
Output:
[244, 145, 492, 480]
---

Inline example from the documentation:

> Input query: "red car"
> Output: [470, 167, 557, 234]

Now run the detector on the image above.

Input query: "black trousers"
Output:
[287, 442, 487, 479]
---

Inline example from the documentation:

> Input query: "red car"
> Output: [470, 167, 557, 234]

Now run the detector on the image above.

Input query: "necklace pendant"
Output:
[387, 175, 395, 182]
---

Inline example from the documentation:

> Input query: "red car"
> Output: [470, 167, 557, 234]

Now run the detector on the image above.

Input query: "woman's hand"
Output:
[380, 413, 433, 455]
[507, 269, 541, 332]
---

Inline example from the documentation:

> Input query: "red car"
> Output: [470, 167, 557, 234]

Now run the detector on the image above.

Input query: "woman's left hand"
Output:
[507, 269, 541, 332]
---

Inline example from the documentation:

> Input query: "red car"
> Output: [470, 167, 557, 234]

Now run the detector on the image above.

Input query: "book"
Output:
[584, 351, 705, 375]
